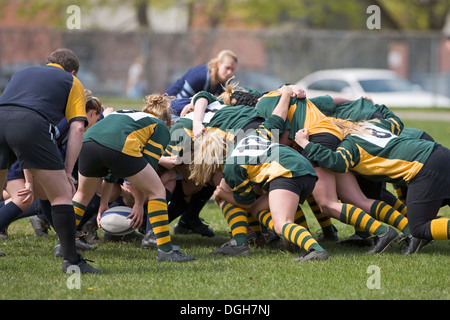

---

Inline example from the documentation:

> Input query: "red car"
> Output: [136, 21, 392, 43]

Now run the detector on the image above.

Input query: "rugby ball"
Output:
[100, 206, 135, 236]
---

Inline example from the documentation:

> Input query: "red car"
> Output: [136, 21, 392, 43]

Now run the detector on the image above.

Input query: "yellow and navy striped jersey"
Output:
[303, 118, 438, 184]
[0, 63, 87, 126]
[83, 110, 170, 169]
[256, 91, 343, 141]
[223, 114, 317, 205]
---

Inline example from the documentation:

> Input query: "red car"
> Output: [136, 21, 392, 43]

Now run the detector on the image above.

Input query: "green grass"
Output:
[0, 110, 449, 301]
[1, 204, 449, 300]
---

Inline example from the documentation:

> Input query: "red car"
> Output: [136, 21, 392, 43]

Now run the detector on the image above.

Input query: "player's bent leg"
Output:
[72, 174, 101, 227]
[269, 189, 328, 261]
[127, 164, 194, 262]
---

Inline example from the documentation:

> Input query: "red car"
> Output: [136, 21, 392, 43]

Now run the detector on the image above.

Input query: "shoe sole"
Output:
[292, 250, 329, 262]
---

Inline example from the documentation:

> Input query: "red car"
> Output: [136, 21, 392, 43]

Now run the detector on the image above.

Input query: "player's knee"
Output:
[409, 221, 432, 240]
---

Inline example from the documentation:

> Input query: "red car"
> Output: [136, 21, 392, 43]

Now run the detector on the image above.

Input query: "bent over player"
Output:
[71, 94, 195, 262]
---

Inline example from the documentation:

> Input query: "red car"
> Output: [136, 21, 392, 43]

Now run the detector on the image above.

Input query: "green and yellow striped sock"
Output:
[247, 212, 262, 238]
[354, 227, 372, 239]
[430, 217, 450, 240]
[370, 200, 410, 235]
[282, 223, 323, 253]
[307, 196, 333, 232]
[221, 202, 248, 246]
[147, 198, 172, 252]
[72, 201, 86, 227]
[294, 205, 309, 229]
[255, 209, 275, 233]
[392, 198, 407, 216]
[340, 204, 387, 236]
[393, 184, 406, 203]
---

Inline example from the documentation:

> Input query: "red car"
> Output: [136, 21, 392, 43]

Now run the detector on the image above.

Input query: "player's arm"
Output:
[270, 85, 292, 121]
[16, 169, 34, 205]
[222, 165, 256, 209]
[192, 95, 209, 139]
[65, 76, 88, 193]
[295, 129, 355, 173]
[127, 183, 145, 229]
[143, 123, 170, 170]
[214, 179, 253, 210]
[373, 103, 404, 135]
[64, 120, 85, 194]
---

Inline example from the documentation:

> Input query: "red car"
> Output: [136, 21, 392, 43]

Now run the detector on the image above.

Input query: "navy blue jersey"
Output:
[0, 63, 87, 126]
[166, 64, 225, 98]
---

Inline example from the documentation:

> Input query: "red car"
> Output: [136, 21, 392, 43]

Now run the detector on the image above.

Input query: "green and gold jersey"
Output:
[313, 96, 404, 128]
[165, 93, 263, 161]
[84, 110, 170, 169]
[303, 118, 438, 184]
[256, 91, 343, 142]
[223, 115, 317, 205]
[164, 117, 194, 160]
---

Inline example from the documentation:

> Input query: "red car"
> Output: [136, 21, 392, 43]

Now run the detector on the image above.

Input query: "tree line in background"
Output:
[2, 0, 449, 31]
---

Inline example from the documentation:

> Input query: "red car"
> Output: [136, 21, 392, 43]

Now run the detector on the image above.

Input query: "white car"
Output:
[295, 68, 450, 108]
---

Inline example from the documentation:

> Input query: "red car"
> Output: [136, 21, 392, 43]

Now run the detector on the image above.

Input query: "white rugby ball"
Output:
[100, 206, 135, 236]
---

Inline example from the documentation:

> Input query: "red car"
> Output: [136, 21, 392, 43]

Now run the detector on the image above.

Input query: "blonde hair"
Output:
[332, 118, 381, 137]
[218, 78, 258, 107]
[143, 93, 174, 126]
[84, 89, 102, 114]
[218, 77, 240, 105]
[189, 128, 227, 186]
[207, 50, 238, 83]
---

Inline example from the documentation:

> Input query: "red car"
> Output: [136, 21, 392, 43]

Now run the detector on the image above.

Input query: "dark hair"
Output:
[47, 48, 80, 74]
[85, 89, 102, 115]
[219, 78, 259, 108]
[230, 91, 259, 108]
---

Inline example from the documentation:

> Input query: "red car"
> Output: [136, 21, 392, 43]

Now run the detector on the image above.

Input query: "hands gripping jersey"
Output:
[83, 110, 169, 170]
[223, 115, 317, 205]
[303, 118, 438, 184]
[164, 92, 263, 160]
[256, 91, 343, 142]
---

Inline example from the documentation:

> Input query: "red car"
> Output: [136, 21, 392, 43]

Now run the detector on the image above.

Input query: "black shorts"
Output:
[407, 145, 450, 206]
[235, 118, 265, 144]
[298, 132, 341, 167]
[268, 175, 317, 204]
[0, 107, 64, 170]
[78, 141, 148, 179]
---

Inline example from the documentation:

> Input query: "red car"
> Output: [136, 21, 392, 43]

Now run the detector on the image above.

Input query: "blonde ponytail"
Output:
[332, 118, 381, 137]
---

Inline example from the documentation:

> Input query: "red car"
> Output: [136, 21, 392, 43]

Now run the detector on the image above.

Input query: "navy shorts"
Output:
[0, 107, 64, 171]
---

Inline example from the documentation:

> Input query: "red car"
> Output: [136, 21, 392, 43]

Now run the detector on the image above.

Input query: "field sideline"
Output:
[0, 103, 449, 302]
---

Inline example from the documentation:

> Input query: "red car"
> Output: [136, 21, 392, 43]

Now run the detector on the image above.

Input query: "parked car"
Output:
[295, 68, 450, 108]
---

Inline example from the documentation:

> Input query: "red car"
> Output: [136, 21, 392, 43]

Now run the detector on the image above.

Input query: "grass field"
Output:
[0, 106, 449, 302]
